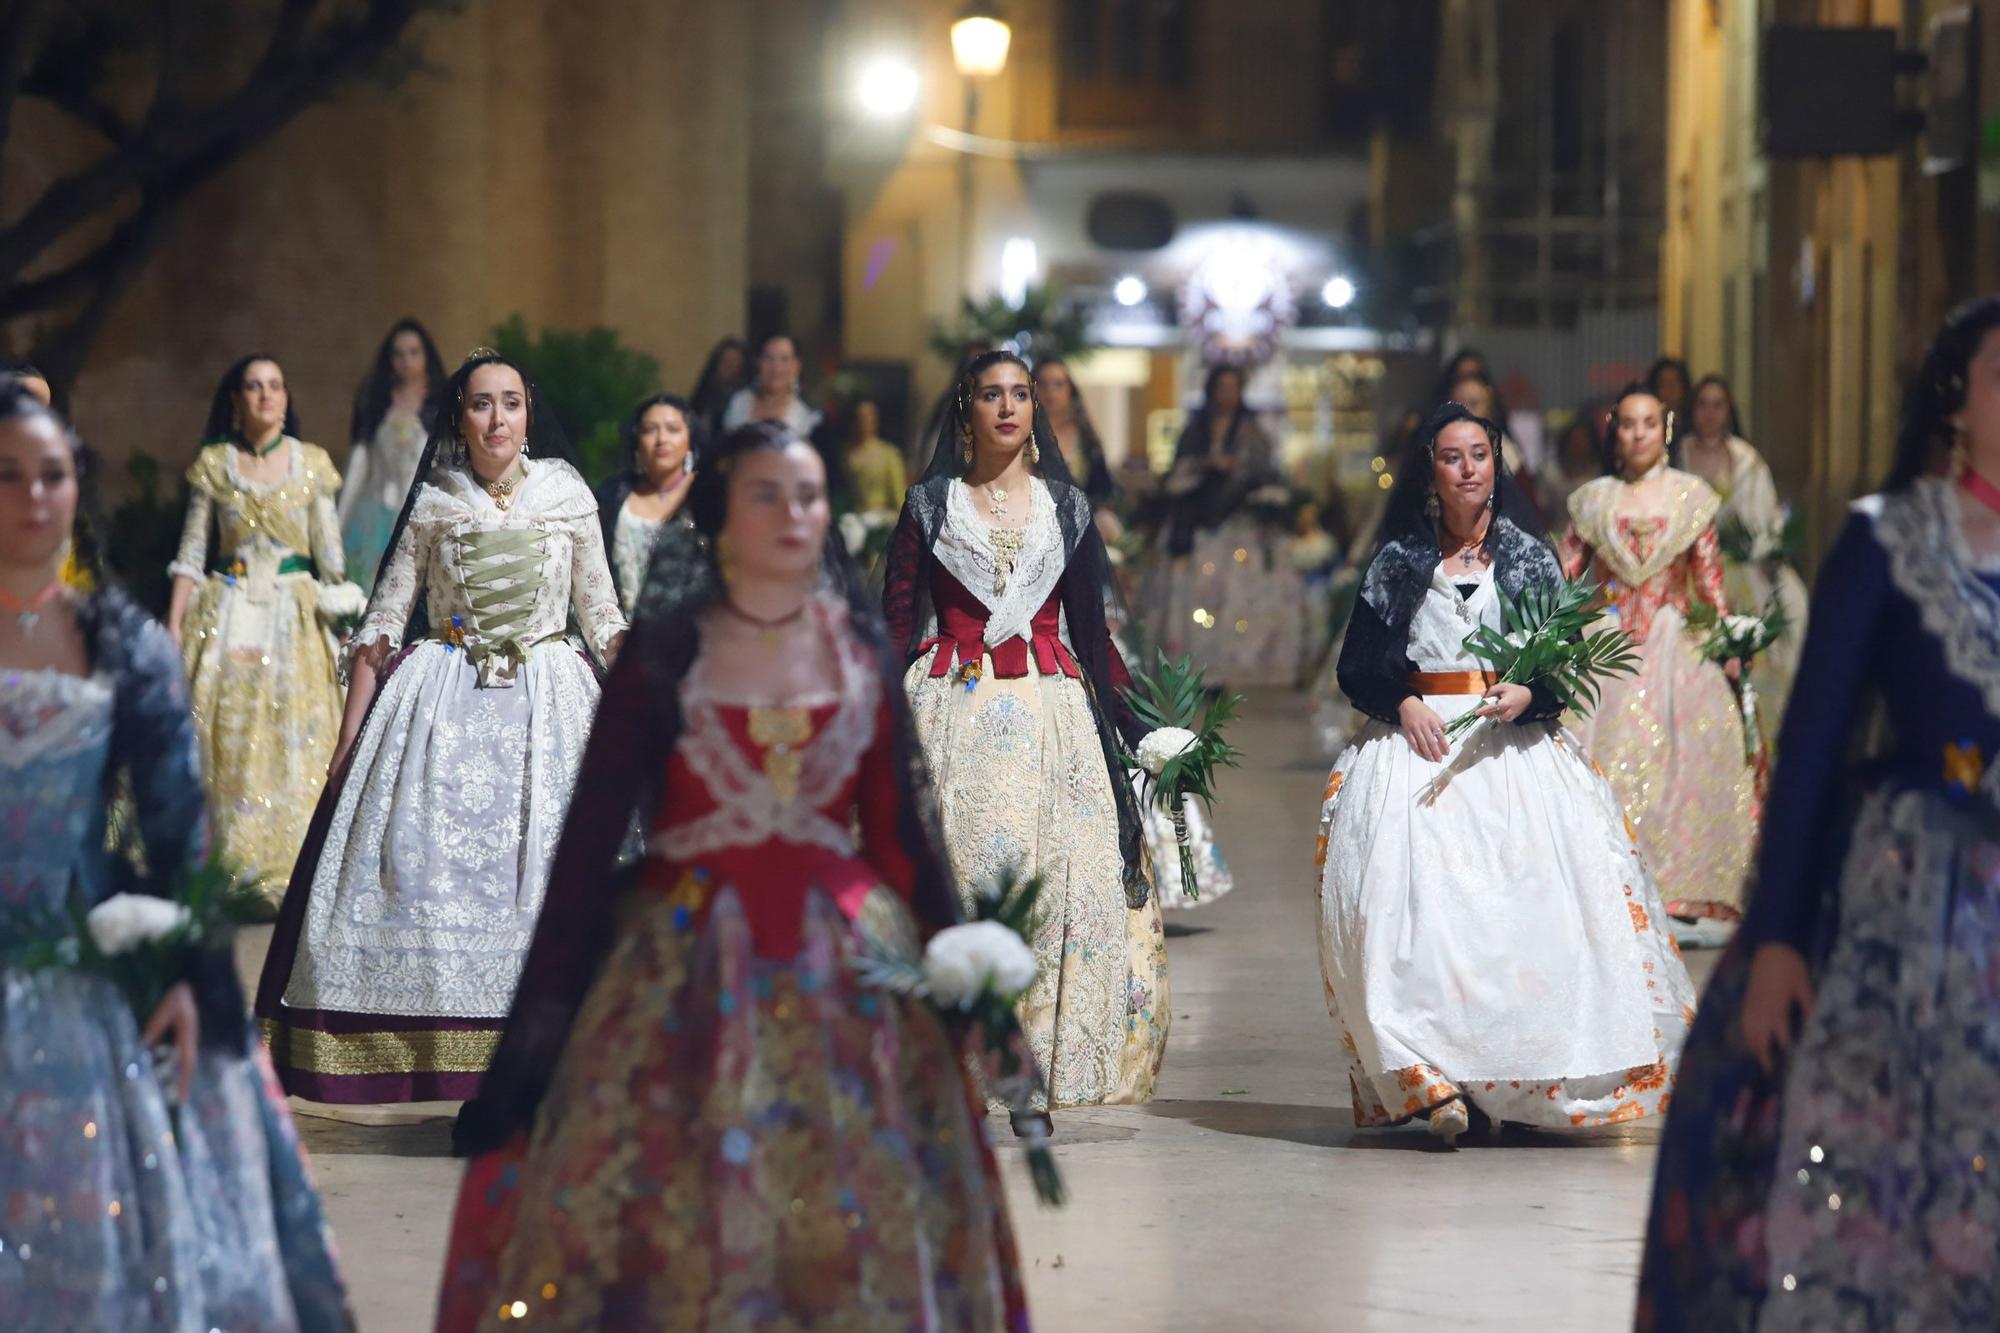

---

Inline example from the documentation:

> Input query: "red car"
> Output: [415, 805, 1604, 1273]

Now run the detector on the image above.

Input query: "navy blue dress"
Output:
[1636, 478, 2000, 1331]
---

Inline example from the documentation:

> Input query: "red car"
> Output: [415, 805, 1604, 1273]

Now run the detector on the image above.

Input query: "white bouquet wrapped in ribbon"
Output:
[1135, 726, 1198, 777]
[1120, 655, 1242, 901]
[315, 580, 369, 633]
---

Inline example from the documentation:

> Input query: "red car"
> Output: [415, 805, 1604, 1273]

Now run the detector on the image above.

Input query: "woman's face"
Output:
[0, 414, 77, 570]
[1431, 420, 1495, 524]
[1034, 364, 1075, 418]
[1615, 392, 1669, 476]
[852, 401, 879, 441]
[234, 359, 288, 440]
[1561, 423, 1597, 470]
[1653, 365, 1688, 411]
[716, 345, 746, 384]
[1953, 328, 2000, 464]
[390, 330, 428, 386]
[1692, 382, 1732, 441]
[969, 361, 1033, 457]
[1209, 370, 1243, 415]
[1449, 376, 1492, 421]
[722, 442, 829, 583]
[636, 402, 691, 485]
[756, 338, 799, 395]
[461, 363, 529, 482]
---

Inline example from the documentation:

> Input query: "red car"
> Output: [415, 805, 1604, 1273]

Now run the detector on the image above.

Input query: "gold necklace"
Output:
[481, 460, 524, 511]
[981, 481, 1010, 518]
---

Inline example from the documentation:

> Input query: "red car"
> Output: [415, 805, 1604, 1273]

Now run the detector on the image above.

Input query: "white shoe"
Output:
[1668, 916, 1737, 950]
[1427, 1098, 1469, 1149]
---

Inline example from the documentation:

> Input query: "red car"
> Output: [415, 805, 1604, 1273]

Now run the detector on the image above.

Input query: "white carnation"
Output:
[86, 894, 191, 957]
[1135, 726, 1199, 776]
[1502, 630, 1530, 651]
[1723, 614, 1762, 638]
[838, 512, 868, 555]
[922, 921, 1038, 1007]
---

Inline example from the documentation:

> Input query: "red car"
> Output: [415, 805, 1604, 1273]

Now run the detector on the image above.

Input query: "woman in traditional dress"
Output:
[0, 387, 350, 1330]
[1682, 373, 1810, 750]
[1648, 355, 1693, 444]
[846, 397, 909, 516]
[721, 332, 820, 438]
[593, 392, 703, 619]
[1559, 384, 1756, 943]
[1316, 402, 1695, 1147]
[1145, 365, 1305, 686]
[341, 319, 445, 591]
[1636, 296, 2000, 1331]
[687, 335, 748, 437]
[165, 355, 350, 908]
[1034, 356, 1120, 534]
[885, 350, 1170, 1128]
[436, 422, 1028, 1331]
[1537, 414, 1603, 532]
[256, 351, 626, 1104]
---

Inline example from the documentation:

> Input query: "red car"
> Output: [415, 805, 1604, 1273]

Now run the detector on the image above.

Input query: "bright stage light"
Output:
[1322, 275, 1357, 310]
[856, 58, 920, 118]
[1113, 275, 1148, 307]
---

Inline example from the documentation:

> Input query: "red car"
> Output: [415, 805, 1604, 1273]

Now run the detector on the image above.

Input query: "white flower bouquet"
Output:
[852, 869, 1064, 1204]
[315, 580, 369, 635]
[1687, 592, 1793, 761]
[1121, 654, 1243, 900]
[837, 510, 898, 565]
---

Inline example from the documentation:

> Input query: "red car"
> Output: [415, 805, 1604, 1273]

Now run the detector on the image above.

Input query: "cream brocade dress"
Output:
[1698, 436, 1811, 752]
[170, 439, 346, 902]
[904, 479, 1170, 1110]
[1560, 470, 1757, 917]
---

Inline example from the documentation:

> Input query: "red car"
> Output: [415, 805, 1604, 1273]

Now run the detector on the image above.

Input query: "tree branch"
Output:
[0, 0, 54, 199]
[0, 0, 423, 283]
[18, 72, 133, 144]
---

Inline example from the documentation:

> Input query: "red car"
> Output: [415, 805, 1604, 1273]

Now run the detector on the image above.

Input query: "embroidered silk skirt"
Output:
[906, 650, 1170, 1109]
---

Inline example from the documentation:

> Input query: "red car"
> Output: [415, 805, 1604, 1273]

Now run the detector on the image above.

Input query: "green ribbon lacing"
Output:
[455, 527, 556, 686]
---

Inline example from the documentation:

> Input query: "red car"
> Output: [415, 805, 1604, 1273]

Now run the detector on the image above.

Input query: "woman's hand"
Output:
[1474, 682, 1532, 723]
[1740, 942, 1813, 1074]
[1724, 656, 1743, 682]
[142, 981, 200, 1104]
[601, 630, 627, 671]
[1398, 696, 1451, 762]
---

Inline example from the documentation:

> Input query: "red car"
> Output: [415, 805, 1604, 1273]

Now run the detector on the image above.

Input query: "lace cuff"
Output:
[167, 486, 212, 582]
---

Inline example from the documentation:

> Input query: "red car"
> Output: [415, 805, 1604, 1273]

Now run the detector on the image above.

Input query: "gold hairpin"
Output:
[463, 346, 500, 364]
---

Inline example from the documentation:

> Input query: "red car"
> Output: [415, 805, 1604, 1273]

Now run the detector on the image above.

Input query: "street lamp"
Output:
[950, 6, 1012, 79]
[949, 4, 1010, 297]
[1322, 275, 1357, 310]
[855, 57, 920, 118]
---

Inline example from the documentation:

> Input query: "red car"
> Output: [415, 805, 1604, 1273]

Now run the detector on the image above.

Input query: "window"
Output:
[1059, 0, 1196, 132]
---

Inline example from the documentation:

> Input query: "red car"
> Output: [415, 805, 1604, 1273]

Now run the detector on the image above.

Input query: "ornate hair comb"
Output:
[462, 346, 500, 364]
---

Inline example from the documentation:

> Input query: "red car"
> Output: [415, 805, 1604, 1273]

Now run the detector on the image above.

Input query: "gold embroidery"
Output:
[1566, 470, 1721, 588]
[260, 1020, 498, 1075]
[747, 706, 813, 803]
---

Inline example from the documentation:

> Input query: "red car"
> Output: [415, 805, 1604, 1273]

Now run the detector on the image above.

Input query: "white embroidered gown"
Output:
[1315, 564, 1697, 1129]
[262, 459, 625, 1101]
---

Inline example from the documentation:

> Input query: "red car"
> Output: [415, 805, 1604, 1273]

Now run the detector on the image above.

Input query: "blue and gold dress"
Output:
[0, 589, 349, 1331]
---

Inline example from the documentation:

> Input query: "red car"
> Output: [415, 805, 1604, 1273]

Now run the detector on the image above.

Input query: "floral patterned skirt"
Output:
[434, 885, 1028, 1332]
[0, 969, 349, 1331]
[1638, 788, 2000, 1331]
[181, 573, 342, 904]
[906, 654, 1170, 1109]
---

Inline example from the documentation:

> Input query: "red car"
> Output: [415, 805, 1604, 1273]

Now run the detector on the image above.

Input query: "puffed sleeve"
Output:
[308, 449, 347, 583]
[1335, 590, 1418, 726]
[167, 482, 213, 583]
[1690, 524, 1730, 614]
[567, 506, 628, 659]
[337, 441, 370, 525]
[1736, 509, 1890, 954]
[350, 516, 425, 659]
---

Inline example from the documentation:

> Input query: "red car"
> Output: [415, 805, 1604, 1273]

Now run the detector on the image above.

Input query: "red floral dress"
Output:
[434, 604, 1027, 1331]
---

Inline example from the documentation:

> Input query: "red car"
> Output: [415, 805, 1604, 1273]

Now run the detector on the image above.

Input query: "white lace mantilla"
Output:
[647, 597, 881, 862]
[934, 479, 1068, 650]
[1869, 479, 2000, 718]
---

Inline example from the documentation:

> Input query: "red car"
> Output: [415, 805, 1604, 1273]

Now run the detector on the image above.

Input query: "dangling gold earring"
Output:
[716, 535, 735, 586]
[959, 419, 975, 468]
[1027, 431, 1041, 466]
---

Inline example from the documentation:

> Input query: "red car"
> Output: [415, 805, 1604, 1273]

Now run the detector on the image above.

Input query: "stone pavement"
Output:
[252, 688, 1716, 1331]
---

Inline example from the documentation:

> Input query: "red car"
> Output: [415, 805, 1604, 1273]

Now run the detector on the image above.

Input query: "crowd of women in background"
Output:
[5, 282, 1995, 1330]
